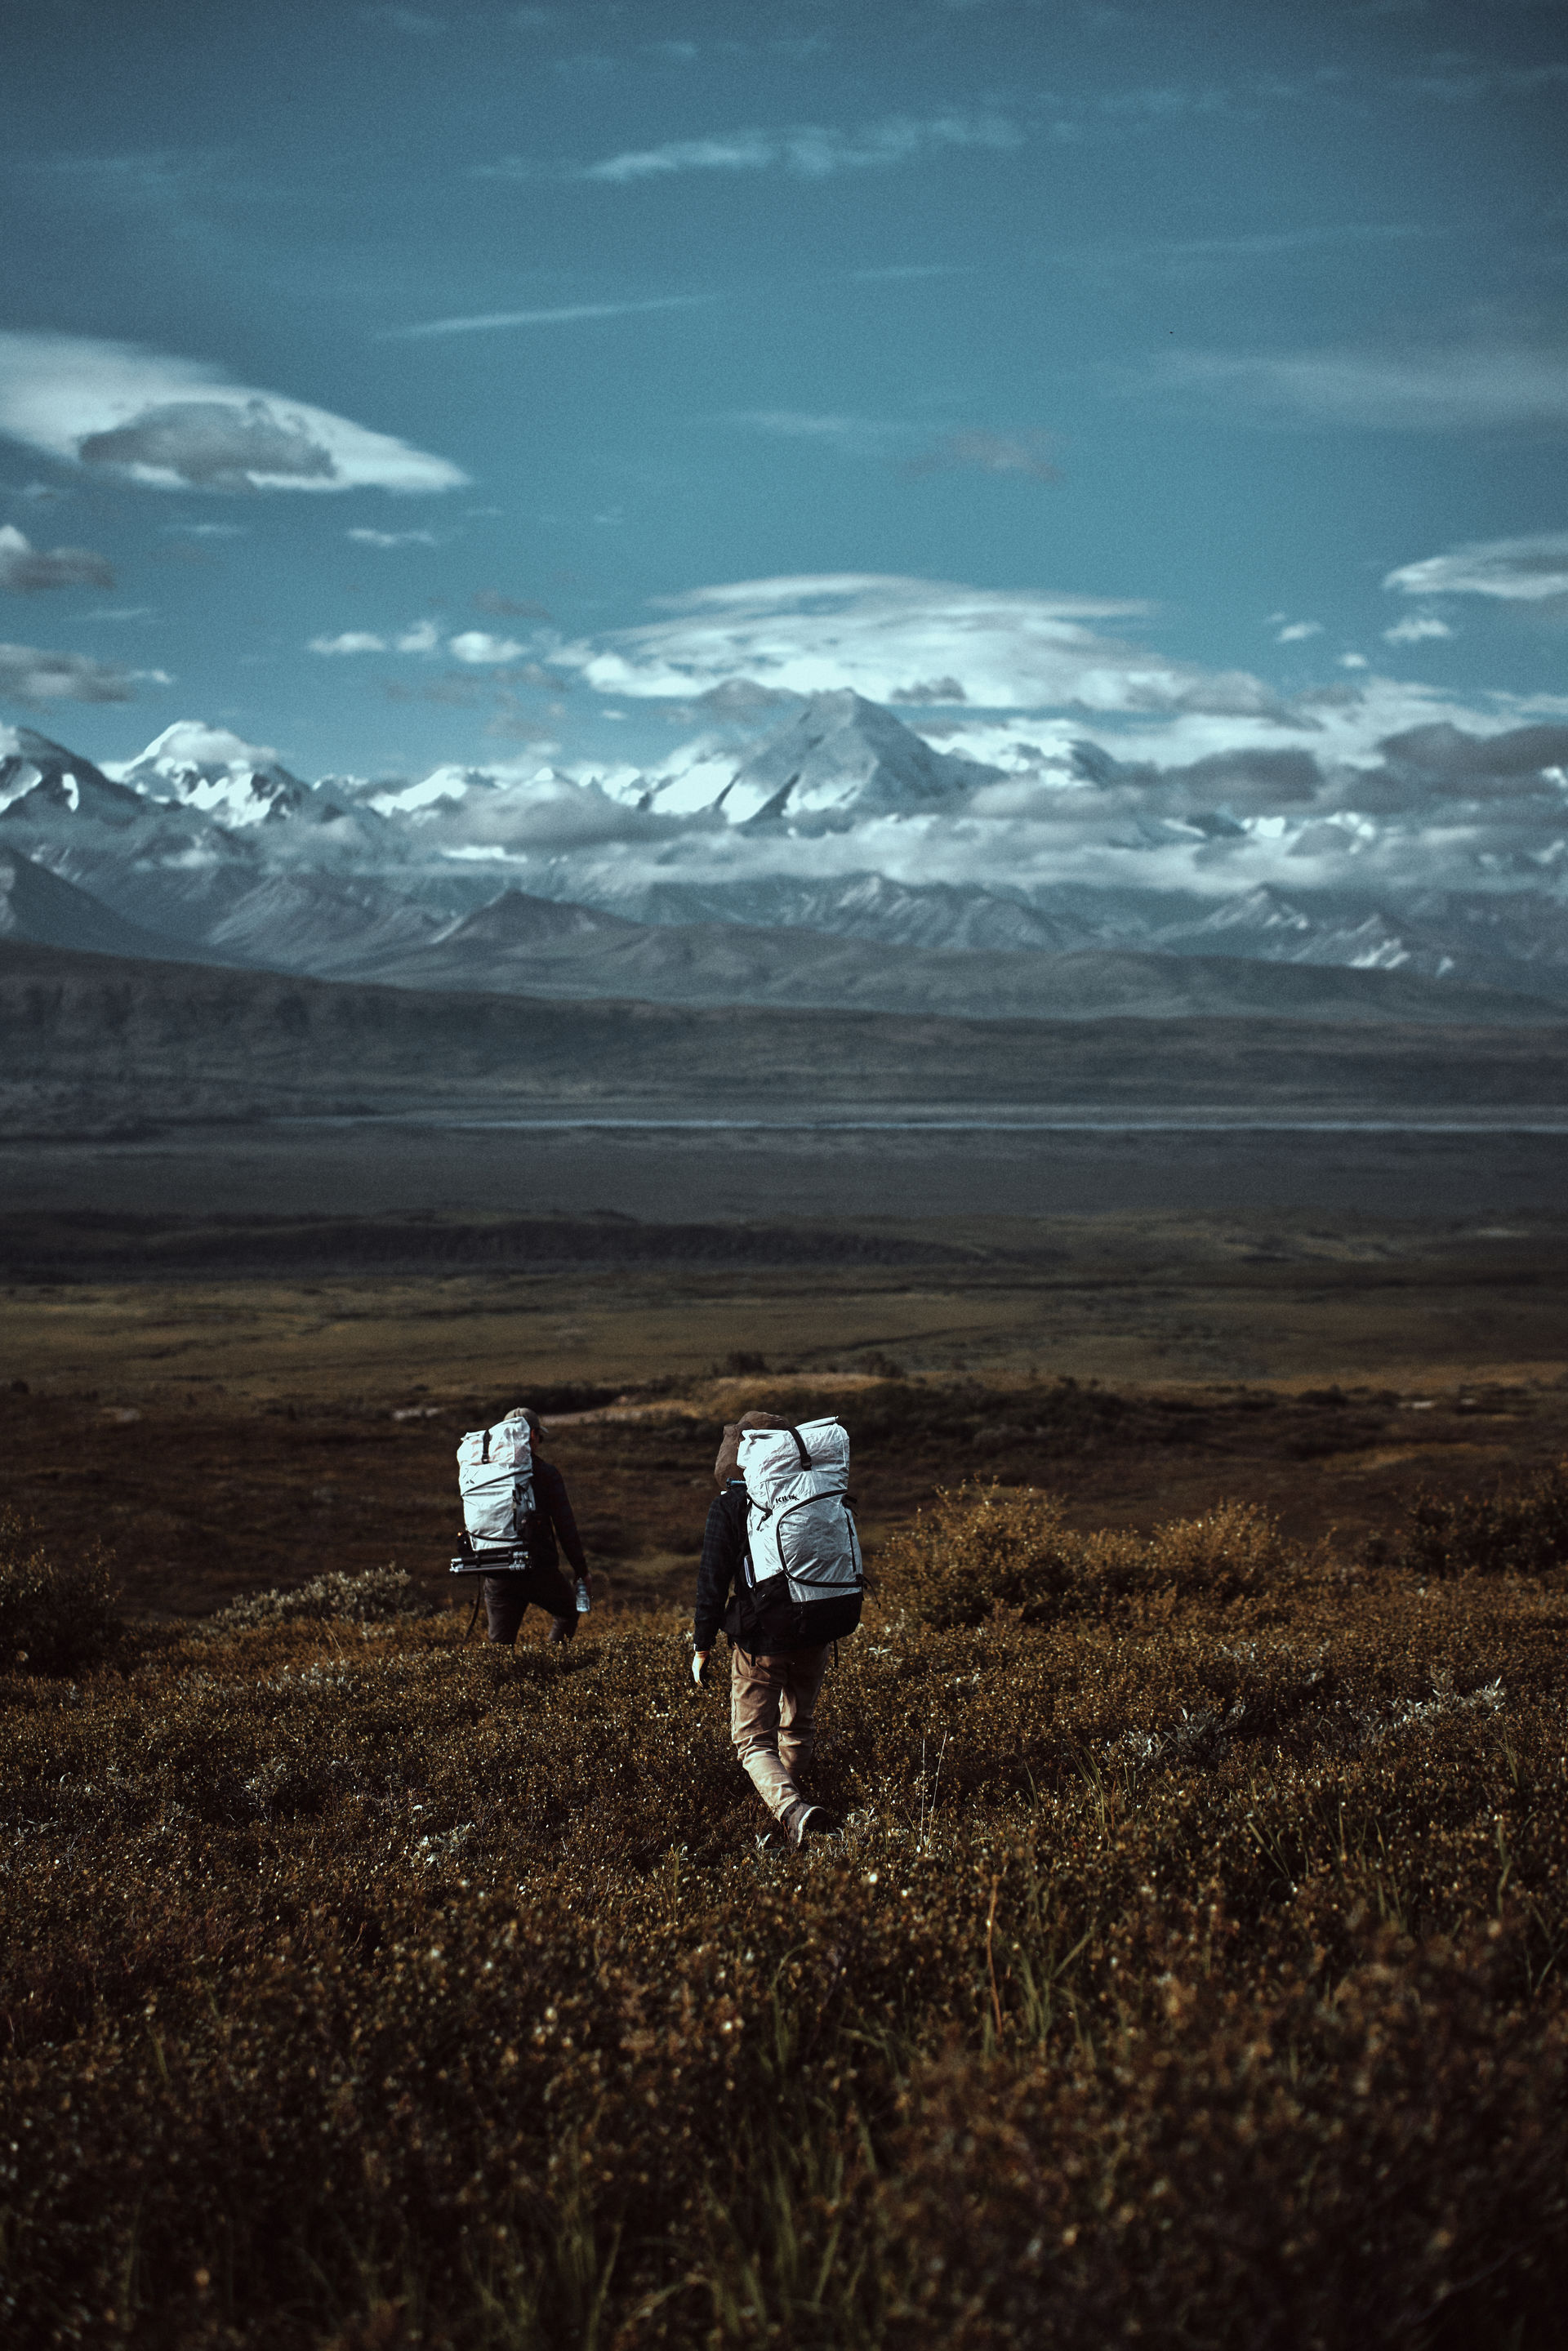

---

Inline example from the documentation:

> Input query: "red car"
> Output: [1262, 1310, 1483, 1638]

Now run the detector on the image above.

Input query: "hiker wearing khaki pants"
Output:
[729, 1641, 831, 1835]
[692, 1410, 862, 1850]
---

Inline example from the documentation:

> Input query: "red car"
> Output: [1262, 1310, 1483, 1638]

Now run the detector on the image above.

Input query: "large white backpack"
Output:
[457, 1415, 536, 1552]
[737, 1418, 862, 1636]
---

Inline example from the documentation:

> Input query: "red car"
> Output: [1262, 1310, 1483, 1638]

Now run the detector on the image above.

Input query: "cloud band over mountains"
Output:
[550, 573, 1295, 722]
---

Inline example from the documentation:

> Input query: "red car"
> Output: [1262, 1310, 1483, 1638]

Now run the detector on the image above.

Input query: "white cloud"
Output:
[448, 630, 525, 664]
[382, 295, 711, 341]
[347, 528, 439, 546]
[731, 410, 894, 450]
[0, 640, 135, 702]
[0, 332, 466, 494]
[551, 572, 1298, 720]
[1339, 652, 1369, 669]
[911, 430, 1060, 482]
[1159, 344, 1568, 433]
[1383, 615, 1454, 644]
[308, 620, 531, 662]
[0, 523, 114, 591]
[127, 719, 281, 772]
[544, 113, 1024, 185]
[1274, 619, 1322, 643]
[1383, 532, 1568, 603]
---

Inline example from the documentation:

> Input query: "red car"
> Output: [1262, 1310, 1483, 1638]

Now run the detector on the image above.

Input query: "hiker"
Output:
[464, 1407, 588, 1648]
[693, 1409, 863, 1849]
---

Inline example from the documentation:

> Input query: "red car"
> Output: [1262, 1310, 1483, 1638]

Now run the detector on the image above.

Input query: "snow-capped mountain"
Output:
[109, 722, 323, 828]
[2, 693, 1566, 1012]
[625, 688, 1001, 826]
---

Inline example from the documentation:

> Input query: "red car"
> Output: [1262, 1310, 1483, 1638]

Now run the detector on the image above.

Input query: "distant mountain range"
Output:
[7, 937, 1565, 1142]
[2, 695, 1566, 1021]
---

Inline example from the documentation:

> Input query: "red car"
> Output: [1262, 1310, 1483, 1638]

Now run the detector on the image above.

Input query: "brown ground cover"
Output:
[2, 1476, 1566, 2349]
[4, 1222, 1567, 2346]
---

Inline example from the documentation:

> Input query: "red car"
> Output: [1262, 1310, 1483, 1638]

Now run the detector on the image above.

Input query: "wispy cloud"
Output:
[381, 296, 710, 341]
[1274, 619, 1323, 643]
[310, 631, 387, 655]
[1384, 532, 1568, 603]
[728, 410, 896, 454]
[1383, 615, 1454, 643]
[1147, 222, 1428, 262]
[1156, 342, 1568, 432]
[845, 264, 964, 283]
[907, 430, 1060, 483]
[729, 414, 1061, 482]
[0, 524, 114, 591]
[347, 527, 439, 546]
[1397, 60, 1568, 104]
[0, 332, 467, 494]
[479, 112, 1025, 187]
[0, 639, 135, 703]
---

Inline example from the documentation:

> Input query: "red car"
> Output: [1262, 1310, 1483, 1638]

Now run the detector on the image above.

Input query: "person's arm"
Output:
[693, 1484, 746, 1671]
[536, 1460, 588, 1578]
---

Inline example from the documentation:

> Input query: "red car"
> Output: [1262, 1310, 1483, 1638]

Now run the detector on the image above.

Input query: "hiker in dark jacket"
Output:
[693, 1410, 841, 1849]
[483, 1409, 587, 1648]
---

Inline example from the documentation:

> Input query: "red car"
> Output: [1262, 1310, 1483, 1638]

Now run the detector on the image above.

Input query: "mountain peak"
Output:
[719, 688, 1001, 829]
[114, 718, 317, 828]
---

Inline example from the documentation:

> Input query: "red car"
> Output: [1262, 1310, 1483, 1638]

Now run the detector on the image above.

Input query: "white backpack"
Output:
[457, 1416, 536, 1552]
[737, 1418, 862, 1612]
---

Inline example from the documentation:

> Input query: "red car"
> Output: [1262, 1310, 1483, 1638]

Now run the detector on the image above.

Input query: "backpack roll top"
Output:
[737, 1417, 863, 1633]
[457, 1417, 536, 1552]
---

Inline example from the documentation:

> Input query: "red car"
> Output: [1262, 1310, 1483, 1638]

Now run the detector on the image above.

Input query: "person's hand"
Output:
[692, 1649, 709, 1687]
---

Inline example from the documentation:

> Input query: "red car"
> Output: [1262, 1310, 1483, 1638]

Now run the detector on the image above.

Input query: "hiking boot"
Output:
[790, 1804, 842, 1849]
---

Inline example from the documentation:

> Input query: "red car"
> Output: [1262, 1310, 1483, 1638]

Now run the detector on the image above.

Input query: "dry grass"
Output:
[3, 1465, 1568, 2349]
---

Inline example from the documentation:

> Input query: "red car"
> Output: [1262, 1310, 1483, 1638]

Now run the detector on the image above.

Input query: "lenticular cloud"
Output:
[553, 573, 1292, 721]
[0, 332, 466, 495]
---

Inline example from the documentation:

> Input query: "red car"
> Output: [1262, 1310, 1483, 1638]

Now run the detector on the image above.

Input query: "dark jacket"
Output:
[528, 1458, 588, 1578]
[694, 1480, 749, 1651]
[694, 1477, 861, 1657]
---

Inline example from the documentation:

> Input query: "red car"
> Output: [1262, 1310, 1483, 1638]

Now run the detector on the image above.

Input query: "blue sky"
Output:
[1, 0, 1565, 781]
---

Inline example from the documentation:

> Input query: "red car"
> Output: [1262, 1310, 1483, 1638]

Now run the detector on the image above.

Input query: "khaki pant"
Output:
[730, 1642, 830, 1832]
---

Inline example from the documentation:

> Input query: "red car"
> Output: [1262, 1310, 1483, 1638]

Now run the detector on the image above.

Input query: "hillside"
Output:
[4, 937, 1567, 1138]
[350, 887, 1568, 1026]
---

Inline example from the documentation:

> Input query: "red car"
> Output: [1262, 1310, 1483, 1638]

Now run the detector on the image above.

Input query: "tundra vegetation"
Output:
[2, 1444, 1567, 2348]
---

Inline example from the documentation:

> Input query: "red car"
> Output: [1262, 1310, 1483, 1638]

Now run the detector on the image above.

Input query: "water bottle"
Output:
[575, 1577, 591, 1615]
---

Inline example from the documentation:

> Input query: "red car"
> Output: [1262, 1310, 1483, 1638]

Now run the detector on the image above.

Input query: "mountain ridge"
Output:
[3, 694, 1565, 1013]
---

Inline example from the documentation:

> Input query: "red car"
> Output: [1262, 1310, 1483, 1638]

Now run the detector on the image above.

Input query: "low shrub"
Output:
[5, 1485, 1567, 2348]
[1396, 1457, 1568, 1578]
[876, 1485, 1289, 1627]
[0, 1507, 120, 1674]
[210, 1561, 432, 1632]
